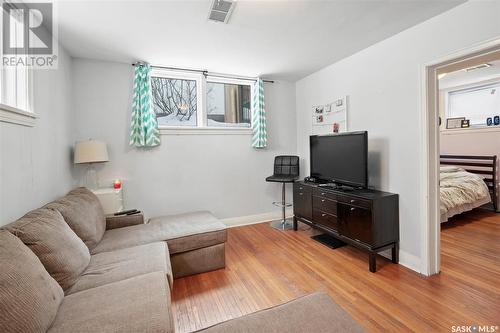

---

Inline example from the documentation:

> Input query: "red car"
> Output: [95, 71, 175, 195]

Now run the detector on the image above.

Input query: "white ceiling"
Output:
[56, 0, 464, 81]
[439, 60, 500, 90]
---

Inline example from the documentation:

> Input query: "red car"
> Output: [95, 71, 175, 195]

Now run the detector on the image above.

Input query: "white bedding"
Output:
[440, 166, 491, 222]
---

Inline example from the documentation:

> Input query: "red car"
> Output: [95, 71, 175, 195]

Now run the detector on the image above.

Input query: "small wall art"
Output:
[312, 105, 325, 125]
[312, 96, 348, 134]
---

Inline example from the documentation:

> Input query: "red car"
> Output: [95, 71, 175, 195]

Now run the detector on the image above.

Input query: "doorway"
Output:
[422, 39, 500, 275]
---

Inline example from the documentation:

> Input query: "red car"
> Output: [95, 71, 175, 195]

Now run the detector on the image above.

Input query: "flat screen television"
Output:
[309, 131, 368, 188]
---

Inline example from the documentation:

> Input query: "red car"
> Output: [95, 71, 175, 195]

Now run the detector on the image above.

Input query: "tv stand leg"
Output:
[293, 216, 298, 231]
[392, 243, 399, 264]
[369, 253, 376, 273]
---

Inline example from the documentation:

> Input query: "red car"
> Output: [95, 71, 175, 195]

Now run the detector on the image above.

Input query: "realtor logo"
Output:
[2, 2, 57, 68]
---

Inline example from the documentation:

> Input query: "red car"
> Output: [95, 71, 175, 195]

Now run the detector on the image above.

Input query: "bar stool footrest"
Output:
[272, 202, 293, 208]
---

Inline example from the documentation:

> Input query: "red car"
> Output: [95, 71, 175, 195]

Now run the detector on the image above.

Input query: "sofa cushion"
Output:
[0, 230, 64, 333]
[48, 272, 174, 333]
[66, 242, 173, 295]
[46, 187, 106, 250]
[92, 211, 226, 254]
[196, 293, 366, 333]
[5, 208, 90, 291]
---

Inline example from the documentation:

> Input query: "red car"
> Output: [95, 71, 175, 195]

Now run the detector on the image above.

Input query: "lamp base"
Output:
[83, 164, 99, 190]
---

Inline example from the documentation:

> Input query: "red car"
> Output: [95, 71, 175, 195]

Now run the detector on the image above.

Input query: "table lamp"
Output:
[74, 139, 109, 190]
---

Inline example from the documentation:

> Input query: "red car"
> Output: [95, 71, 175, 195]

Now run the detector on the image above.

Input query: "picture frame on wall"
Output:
[314, 106, 324, 114]
[312, 106, 325, 125]
[312, 96, 348, 129]
[333, 97, 347, 113]
[446, 117, 465, 129]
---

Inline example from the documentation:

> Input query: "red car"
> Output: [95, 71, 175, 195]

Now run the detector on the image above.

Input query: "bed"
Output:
[440, 155, 497, 222]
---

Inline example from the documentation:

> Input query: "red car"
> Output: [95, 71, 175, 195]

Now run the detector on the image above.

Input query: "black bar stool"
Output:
[266, 156, 300, 230]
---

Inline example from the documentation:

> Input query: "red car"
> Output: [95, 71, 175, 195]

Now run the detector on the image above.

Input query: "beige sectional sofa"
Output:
[0, 187, 365, 333]
[0, 187, 225, 332]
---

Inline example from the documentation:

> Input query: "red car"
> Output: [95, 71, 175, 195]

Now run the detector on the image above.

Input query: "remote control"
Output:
[114, 209, 139, 216]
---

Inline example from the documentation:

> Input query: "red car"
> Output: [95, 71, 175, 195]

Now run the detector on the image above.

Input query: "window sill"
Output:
[440, 126, 500, 135]
[0, 104, 37, 127]
[159, 127, 252, 135]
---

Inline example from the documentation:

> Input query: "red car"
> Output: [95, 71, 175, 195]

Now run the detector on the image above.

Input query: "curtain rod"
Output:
[131, 63, 274, 83]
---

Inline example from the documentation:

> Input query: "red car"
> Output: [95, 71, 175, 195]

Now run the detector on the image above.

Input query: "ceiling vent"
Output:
[463, 63, 492, 72]
[208, 0, 235, 24]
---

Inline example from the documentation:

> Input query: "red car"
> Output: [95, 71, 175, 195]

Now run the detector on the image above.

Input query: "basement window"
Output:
[206, 79, 251, 128]
[151, 68, 253, 134]
[152, 74, 199, 127]
[446, 82, 500, 127]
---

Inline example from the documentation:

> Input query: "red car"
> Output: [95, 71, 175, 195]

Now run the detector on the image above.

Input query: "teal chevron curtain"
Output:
[251, 78, 267, 148]
[130, 63, 160, 147]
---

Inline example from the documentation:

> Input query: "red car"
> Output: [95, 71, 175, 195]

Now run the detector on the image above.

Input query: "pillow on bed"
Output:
[440, 166, 463, 173]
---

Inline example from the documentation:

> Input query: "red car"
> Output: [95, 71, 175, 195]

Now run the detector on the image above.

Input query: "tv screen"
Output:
[310, 131, 368, 188]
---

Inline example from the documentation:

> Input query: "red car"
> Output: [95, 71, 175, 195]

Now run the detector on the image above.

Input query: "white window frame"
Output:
[151, 68, 204, 130]
[445, 80, 500, 130]
[151, 69, 253, 135]
[0, 4, 36, 127]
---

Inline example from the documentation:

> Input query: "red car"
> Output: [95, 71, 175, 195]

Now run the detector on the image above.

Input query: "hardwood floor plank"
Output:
[172, 210, 500, 333]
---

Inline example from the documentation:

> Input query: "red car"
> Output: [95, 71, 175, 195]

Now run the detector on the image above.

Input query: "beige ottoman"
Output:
[148, 211, 227, 278]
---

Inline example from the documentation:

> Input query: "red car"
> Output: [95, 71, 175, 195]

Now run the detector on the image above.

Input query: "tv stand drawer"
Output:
[338, 196, 371, 209]
[313, 196, 337, 215]
[293, 183, 313, 221]
[312, 210, 338, 232]
[312, 188, 337, 201]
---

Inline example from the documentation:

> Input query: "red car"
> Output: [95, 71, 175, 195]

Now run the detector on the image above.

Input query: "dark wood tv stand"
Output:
[293, 181, 399, 272]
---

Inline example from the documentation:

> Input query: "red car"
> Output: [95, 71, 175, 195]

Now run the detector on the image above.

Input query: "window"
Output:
[0, 5, 33, 122]
[151, 76, 198, 127]
[150, 69, 252, 130]
[447, 82, 500, 126]
[207, 81, 251, 128]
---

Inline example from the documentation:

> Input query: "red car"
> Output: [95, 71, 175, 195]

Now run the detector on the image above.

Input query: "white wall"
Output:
[71, 59, 297, 220]
[295, 1, 500, 272]
[0, 46, 75, 225]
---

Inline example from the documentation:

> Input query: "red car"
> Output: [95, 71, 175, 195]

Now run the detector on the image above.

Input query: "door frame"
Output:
[420, 37, 500, 276]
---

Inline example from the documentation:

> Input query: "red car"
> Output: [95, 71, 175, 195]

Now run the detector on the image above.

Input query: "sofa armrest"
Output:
[105, 213, 144, 230]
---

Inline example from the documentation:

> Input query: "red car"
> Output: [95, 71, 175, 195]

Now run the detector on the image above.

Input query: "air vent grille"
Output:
[208, 0, 235, 23]
[464, 63, 492, 72]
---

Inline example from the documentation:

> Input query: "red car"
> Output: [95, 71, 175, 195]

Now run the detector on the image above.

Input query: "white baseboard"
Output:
[398, 250, 421, 273]
[222, 209, 293, 228]
[370, 249, 421, 274]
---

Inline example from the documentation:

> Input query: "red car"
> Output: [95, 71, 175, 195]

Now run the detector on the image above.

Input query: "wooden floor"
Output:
[172, 210, 500, 333]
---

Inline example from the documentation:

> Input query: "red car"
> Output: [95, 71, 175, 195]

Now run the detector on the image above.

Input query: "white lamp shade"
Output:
[74, 140, 109, 164]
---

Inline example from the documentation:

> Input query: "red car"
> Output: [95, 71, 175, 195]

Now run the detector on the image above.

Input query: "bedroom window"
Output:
[447, 82, 500, 126]
[150, 69, 253, 131]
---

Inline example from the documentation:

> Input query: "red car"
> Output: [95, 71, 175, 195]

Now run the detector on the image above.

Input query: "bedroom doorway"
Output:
[423, 39, 500, 276]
